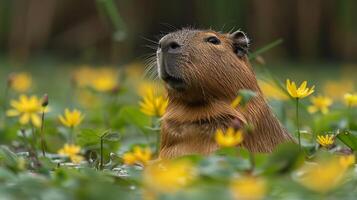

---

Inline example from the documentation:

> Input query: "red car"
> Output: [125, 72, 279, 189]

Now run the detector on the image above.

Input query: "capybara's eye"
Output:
[205, 36, 221, 45]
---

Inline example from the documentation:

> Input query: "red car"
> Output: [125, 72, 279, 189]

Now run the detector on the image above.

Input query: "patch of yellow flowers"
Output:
[122, 146, 152, 166]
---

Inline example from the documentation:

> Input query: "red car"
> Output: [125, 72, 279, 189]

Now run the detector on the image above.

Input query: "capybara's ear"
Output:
[230, 30, 250, 57]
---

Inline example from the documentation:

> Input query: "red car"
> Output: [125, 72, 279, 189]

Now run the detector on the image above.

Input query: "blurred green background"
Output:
[0, 0, 356, 65]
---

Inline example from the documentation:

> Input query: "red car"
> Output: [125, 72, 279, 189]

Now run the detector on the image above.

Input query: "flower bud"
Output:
[231, 118, 242, 131]
[111, 85, 120, 94]
[7, 73, 14, 87]
[42, 94, 49, 107]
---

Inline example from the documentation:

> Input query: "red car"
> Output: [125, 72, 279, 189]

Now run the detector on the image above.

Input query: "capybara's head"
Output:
[157, 29, 258, 104]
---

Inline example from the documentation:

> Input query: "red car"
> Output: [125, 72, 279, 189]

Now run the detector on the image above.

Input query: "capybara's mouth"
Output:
[162, 74, 185, 91]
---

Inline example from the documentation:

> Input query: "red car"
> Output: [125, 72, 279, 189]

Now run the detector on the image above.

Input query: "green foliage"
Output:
[337, 130, 357, 151]
[237, 89, 257, 107]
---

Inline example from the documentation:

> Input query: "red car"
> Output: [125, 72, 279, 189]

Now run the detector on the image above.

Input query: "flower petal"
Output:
[31, 114, 41, 127]
[19, 113, 30, 125]
[6, 109, 20, 117]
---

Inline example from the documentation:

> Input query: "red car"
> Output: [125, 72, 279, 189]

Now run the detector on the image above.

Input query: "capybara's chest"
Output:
[159, 120, 226, 159]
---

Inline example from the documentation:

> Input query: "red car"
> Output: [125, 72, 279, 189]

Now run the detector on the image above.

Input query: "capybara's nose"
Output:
[159, 38, 181, 54]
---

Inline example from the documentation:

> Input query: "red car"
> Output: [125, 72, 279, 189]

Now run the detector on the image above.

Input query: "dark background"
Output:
[0, 0, 356, 65]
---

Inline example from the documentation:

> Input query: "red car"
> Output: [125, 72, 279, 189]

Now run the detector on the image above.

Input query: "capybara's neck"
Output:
[163, 98, 246, 124]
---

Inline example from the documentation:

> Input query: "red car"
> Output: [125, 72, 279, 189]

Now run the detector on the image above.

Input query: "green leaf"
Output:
[215, 147, 239, 156]
[0, 146, 18, 167]
[337, 130, 357, 151]
[238, 89, 257, 106]
[112, 106, 151, 132]
[77, 129, 101, 147]
[248, 38, 283, 60]
[263, 142, 303, 175]
[102, 132, 121, 142]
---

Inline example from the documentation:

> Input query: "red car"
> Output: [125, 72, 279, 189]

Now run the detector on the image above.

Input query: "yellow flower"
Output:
[215, 127, 244, 148]
[296, 158, 347, 193]
[308, 96, 333, 114]
[122, 146, 152, 166]
[139, 88, 168, 117]
[58, 144, 84, 164]
[91, 76, 117, 92]
[6, 95, 43, 127]
[339, 155, 355, 169]
[137, 80, 164, 97]
[72, 67, 119, 91]
[76, 90, 101, 109]
[286, 79, 315, 99]
[70, 155, 84, 164]
[58, 109, 84, 128]
[231, 95, 242, 109]
[316, 134, 334, 147]
[143, 160, 196, 193]
[231, 176, 266, 200]
[72, 66, 95, 87]
[344, 93, 357, 107]
[258, 79, 289, 101]
[132, 146, 152, 165]
[9, 73, 32, 92]
[323, 80, 354, 100]
[122, 152, 137, 165]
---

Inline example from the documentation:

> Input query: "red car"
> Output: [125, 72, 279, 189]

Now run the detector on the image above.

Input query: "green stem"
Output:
[30, 122, 37, 148]
[22, 128, 40, 167]
[153, 118, 160, 156]
[20, 129, 34, 156]
[102, 94, 110, 128]
[99, 131, 109, 170]
[1, 84, 9, 129]
[156, 129, 160, 156]
[296, 98, 301, 150]
[100, 136, 104, 170]
[40, 108, 46, 157]
[347, 105, 352, 130]
[70, 127, 75, 144]
[96, 0, 126, 40]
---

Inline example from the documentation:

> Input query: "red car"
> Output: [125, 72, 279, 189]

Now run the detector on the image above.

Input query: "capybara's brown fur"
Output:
[156, 29, 293, 159]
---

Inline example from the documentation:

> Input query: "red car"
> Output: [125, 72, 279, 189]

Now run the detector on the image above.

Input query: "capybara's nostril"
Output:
[167, 41, 181, 53]
[159, 38, 182, 54]
[169, 42, 180, 50]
